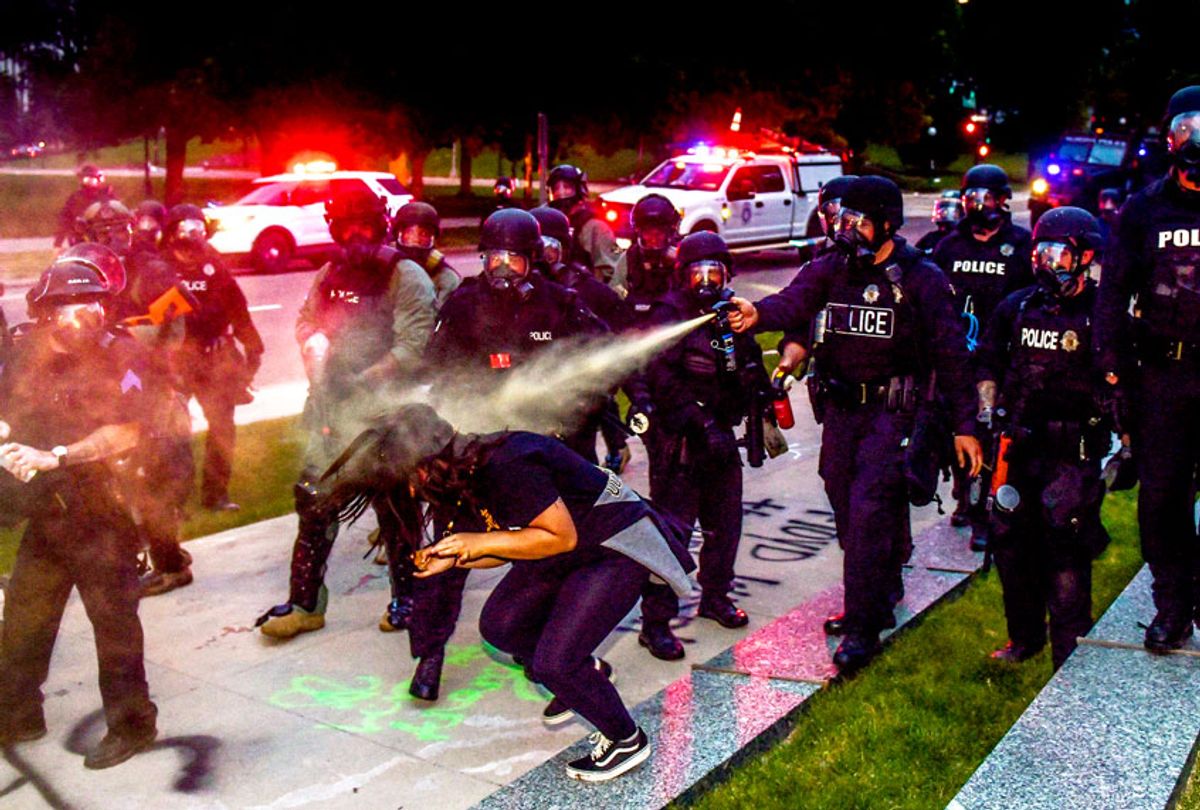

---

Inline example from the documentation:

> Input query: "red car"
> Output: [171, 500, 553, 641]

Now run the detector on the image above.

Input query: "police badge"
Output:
[863, 284, 880, 303]
[1062, 330, 1080, 352]
[203, 263, 216, 276]
[1000, 243, 1014, 257]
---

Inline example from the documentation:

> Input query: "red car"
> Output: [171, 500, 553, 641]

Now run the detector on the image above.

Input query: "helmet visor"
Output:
[835, 207, 874, 238]
[1168, 112, 1200, 156]
[933, 199, 964, 224]
[639, 226, 670, 251]
[539, 236, 563, 266]
[81, 175, 103, 189]
[550, 180, 577, 201]
[399, 224, 436, 249]
[685, 259, 727, 290]
[174, 218, 208, 242]
[135, 214, 161, 234]
[52, 300, 105, 331]
[484, 249, 530, 279]
[962, 188, 1000, 211]
[1033, 241, 1077, 274]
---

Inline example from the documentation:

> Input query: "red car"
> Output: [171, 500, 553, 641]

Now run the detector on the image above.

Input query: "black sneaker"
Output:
[543, 658, 614, 726]
[565, 727, 651, 782]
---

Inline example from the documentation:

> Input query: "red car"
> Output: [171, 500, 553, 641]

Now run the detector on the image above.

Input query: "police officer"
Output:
[813, 175, 860, 251]
[61, 241, 198, 597]
[729, 176, 982, 673]
[620, 194, 681, 327]
[932, 165, 1033, 549]
[392, 201, 462, 307]
[54, 164, 115, 250]
[1096, 188, 1122, 249]
[132, 200, 168, 255]
[630, 231, 769, 659]
[411, 208, 606, 699]
[162, 204, 264, 511]
[257, 187, 437, 639]
[531, 205, 631, 472]
[976, 206, 1110, 670]
[547, 164, 623, 290]
[80, 199, 135, 255]
[1096, 86, 1200, 653]
[0, 256, 162, 767]
[915, 190, 966, 254]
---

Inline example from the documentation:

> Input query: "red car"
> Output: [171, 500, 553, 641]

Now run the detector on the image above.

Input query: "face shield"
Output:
[933, 198, 965, 226]
[638, 226, 670, 252]
[92, 221, 132, 253]
[962, 187, 1005, 230]
[173, 218, 209, 244]
[684, 259, 728, 305]
[135, 214, 162, 236]
[48, 299, 106, 346]
[832, 207, 878, 262]
[483, 249, 533, 298]
[1033, 241, 1085, 297]
[81, 174, 103, 190]
[538, 235, 563, 267]
[399, 224, 436, 250]
[819, 198, 842, 236]
[1168, 111, 1200, 185]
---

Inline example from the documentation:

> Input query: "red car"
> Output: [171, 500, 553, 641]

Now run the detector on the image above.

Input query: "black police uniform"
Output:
[413, 276, 606, 662]
[112, 246, 197, 580]
[914, 225, 953, 254]
[622, 244, 675, 328]
[167, 243, 264, 507]
[1095, 174, 1200, 635]
[631, 288, 766, 628]
[754, 239, 976, 638]
[977, 282, 1109, 668]
[287, 247, 436, 615]
[932, 216, 1033, 532]
[0, 328, 161, 741]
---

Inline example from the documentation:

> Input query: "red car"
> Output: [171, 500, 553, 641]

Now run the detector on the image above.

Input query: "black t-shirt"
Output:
[472, 432, 608, 538]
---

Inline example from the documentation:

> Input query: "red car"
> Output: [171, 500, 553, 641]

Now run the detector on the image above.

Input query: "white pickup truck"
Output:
[598, 147, 843, 254]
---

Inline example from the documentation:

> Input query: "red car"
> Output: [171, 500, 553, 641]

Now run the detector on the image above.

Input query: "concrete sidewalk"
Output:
[0, 391, 957, 809]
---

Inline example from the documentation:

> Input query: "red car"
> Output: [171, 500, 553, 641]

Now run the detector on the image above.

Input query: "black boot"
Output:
[969, 524, 989, 553]
[698, 593, 749, 628]
[825, 611, 895, 636]
[1145, 611, 1194, 654]
[833, 633, 881, 675]
[409, 651, 444, 701]
[638, 623, 685, 660]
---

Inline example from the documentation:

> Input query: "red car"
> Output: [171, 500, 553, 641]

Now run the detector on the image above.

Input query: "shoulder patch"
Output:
[120, 369, 143, 393]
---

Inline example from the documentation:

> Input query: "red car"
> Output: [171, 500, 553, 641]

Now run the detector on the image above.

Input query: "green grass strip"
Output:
[684, 490, 1143, 810]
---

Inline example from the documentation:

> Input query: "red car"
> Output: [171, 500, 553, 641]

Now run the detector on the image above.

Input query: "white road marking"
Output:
[248, 304, 283, 313]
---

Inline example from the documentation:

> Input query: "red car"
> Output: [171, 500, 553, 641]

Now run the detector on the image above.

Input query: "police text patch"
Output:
[825, 304, 895, 339]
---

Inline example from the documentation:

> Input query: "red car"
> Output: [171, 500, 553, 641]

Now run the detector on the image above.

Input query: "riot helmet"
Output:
[932, 189, 965, 229]
[675, 231, 732, 307]
[81, 199, 133, 254]
[631, 193, 680, 254]
[56, 242, 126, 296]
[494, 176, 515, 199]
[479, 208, 541, 297]
[78, 163, 104, 190]
[547, 164, 588, 213]
[961, 164, 1011, 231]
[393, 201, 440, 250]
[1164, 86, 1200, 188]
[1030, 206, 1100, 298]
[1097, 188, 1121, 224]
[817, 175, 858, 237]
[27, 253, 113, 346]
[529, 206, 571, 269]
[325, 188, 388, 264]
[833, 176, 904, 264]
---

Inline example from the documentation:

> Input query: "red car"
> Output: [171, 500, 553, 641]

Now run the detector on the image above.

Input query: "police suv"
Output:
[598, 144, 843, 254]
[204, 169, 413, 273]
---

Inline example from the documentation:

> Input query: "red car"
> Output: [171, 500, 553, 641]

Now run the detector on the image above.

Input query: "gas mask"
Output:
[332, 218, 383, 266]
[962, 187, 1005, 232]
[483, 249, 534, 299]
[169, 218, 209, 260]
[819, 198, 843, 238]
[1168, 111, 1200, 188]
[93, 223, 132, 255]
[48, 300, 106, 349]
[1033, 241, 1087, 298]
[133, 215, 162, 250]
[684, 259, 728, 308]
[832, 208, 880, 266]
[549, 181, 580, 213]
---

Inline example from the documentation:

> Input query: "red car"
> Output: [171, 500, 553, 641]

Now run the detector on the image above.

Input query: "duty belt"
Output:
[825, 379, 890, 408]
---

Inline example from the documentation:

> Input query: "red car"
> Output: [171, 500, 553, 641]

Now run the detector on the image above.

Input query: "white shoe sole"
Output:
[542, 667, 617, 727]
[565, 741, 652, 782]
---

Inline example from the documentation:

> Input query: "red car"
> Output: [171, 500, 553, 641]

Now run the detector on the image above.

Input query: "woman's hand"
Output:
[412, 553, 458, 578]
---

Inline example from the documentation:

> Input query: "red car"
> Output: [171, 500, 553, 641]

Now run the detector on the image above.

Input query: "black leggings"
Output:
[479, 551, 648, 741]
